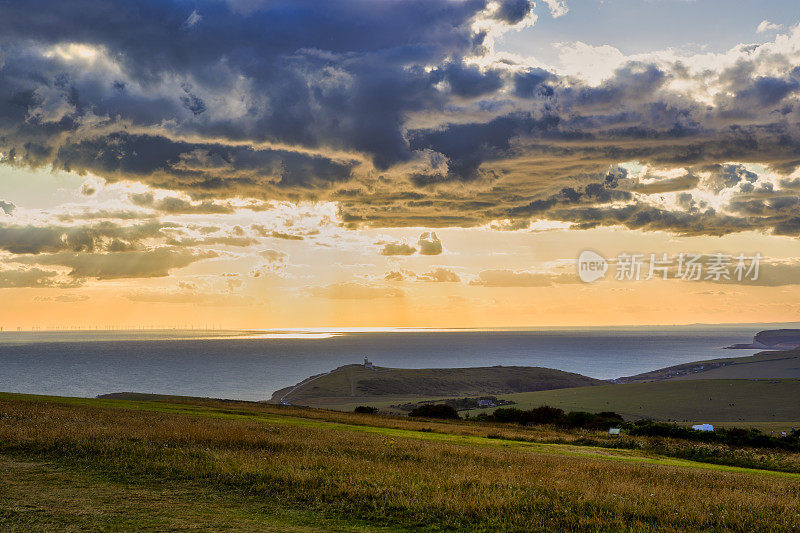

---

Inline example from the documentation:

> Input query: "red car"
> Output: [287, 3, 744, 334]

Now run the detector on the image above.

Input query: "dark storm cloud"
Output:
[0, 0, 799, 238]
[551, 204, 760, 237]
[55, 134, 360, 196]
[512, 68, 556, 98]
[704, 164, 759, 192]
[0, 0, 484, 178]
[431, 62, 504, 98]
[493, 0, 532, 25]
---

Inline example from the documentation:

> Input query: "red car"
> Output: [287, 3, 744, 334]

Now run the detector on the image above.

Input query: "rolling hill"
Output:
[617, 348, 800, 382]
[269, 364, 605, 410]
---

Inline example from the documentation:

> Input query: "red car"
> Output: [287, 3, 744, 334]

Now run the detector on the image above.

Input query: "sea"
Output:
[0, 325, 792, 402]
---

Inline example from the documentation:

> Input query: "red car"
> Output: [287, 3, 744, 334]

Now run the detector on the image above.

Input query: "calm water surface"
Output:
[0, 327, 777, 401]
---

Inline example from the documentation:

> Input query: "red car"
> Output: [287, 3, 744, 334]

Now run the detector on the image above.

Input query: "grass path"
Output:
[3, 392, 797, 480]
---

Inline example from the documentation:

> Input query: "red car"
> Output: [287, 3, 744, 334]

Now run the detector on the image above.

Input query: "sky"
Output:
[0, 0, 799, 329]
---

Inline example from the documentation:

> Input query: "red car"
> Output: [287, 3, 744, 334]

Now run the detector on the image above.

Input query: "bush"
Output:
[354, 406, 377, 414]
[519, 406, 564, 425]
[409, 404, 460, 420]
[487, 406, 623, 429]
[587, 411, 625, 430]
[491, 408, 524, 423]
[558, 411, 597, 429]
[626, 420, 701, 440]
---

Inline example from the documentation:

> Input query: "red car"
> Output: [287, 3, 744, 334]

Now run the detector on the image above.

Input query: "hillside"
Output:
[480, 379, 800, 432]
[754, 329, 800, 348]
[1, 392, 799, 531]
[617, 348, 800, 382]
[270, 364, 605, 409]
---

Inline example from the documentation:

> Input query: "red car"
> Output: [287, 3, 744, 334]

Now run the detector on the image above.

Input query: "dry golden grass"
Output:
[1, 395, 799, 531]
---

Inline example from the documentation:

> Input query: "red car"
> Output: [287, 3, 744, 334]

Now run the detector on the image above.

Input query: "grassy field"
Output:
[269, 364, 604, 409]
[473, 379, 800, 432]
[2, 392, 800, 531]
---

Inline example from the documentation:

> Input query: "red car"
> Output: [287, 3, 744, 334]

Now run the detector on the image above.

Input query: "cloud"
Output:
[183, 10, 203, 30]
[493, 0, 533, 25]
[310, 281, 404, 299]
[34, 293, 89, 302]
[384, 267, 460, 282]
[621, 172, 699, 194]
[11, 248, 216, 280]
[418, 232, 443, 255]
[757, 20, 782, 33]
[249, 248, 288, 277]
[0, 222, 170, 254]
[124, 289, 252, 305]
[252, 225, 306, 241]
[130, 192, 235, 214]
[416, 267, 460, 282]
[469, 269, 577, 287]
[0, 267, 80, 288]
[0, 0, 798, 241]
[56, 209, 157, 222]
[385, 270, 408, 282]
[259, 249, 287, 262]
[165, 235, 258, 247]
[379, 242, 417, 256]
[541, 0, 568, 18]
[377, 232, 443, 256]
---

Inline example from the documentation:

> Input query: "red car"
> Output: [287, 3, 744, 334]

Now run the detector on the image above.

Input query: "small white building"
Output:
[692, 423, 714, 432]
[363, 357, 374, 369]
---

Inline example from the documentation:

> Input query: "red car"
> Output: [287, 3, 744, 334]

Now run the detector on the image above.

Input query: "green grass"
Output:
[0, 456, 388, 532]
[2, 392, 800, 531]
[473, 379, 800, 432]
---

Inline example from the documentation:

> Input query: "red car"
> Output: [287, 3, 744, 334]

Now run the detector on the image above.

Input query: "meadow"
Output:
[1, 392, 799, 532]
[479, 379, 800, 433]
